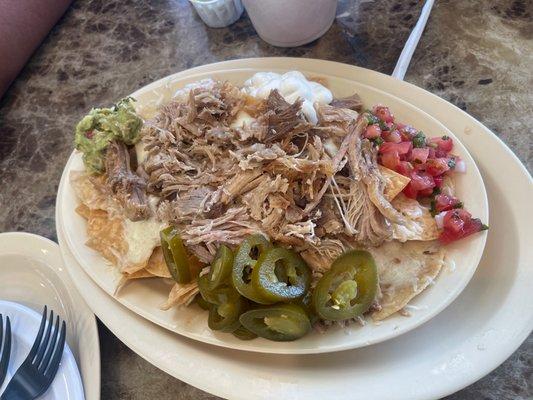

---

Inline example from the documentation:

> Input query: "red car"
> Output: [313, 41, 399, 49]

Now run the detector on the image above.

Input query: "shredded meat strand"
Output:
[140, 81, 404, 271]
[105, 141, 150, 221]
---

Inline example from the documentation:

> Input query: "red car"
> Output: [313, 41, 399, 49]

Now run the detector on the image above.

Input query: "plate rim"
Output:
[0, 231, 101, 400]
[58, 67, 488, 354]
[56, 57, 533, 400]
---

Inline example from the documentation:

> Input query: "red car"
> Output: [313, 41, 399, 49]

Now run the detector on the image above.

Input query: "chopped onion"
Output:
[435, 211, 447, 229]
[455, 159, 466, 173]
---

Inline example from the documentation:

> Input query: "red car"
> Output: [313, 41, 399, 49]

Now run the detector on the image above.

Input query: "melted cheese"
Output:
[243, 71, 333, 124]
[230, 110, 255, 128]
[123, 218, 165, 266]
[369, 241, 442, 293]
[135, 142, 147, 164]
[323, 138, 339, 158]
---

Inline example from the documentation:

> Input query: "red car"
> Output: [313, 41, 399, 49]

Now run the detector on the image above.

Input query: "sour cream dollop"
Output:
[243, 71, 333, 124]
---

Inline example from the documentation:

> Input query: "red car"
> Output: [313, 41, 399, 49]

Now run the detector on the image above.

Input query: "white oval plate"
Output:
[56, 58, 532, 400]
[58, 64, 489, 354]
[0, 232, 100, 400]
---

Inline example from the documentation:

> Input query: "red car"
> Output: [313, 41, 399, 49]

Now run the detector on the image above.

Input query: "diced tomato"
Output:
[433, 175, 444, 188]
[381, 151, 400, 170]
[396, 161, 414, 176]
[443, 209, 466, 233]
[413, 161, 426, 172]
[402, 173, 434, 199]
[428, 147, 436, 159]
[383, 121, 394, 131]
[373, 106, 394, 123]
[439, 209, 487, 244]
[409, 171, 435, 192]
[425, 158, 450, 176]
[430, 136, 454, 152]
[411, 147, 429, 164]
[435, 148, 449, 158]
[402, 183, 419, 199]
[85, 130, 94, 139]
[379, 141, 412, 155]
[462, 218, 487, 237]
[399, 125, 418, 141]
[434, 194, 462, 212]
[418, 188, 434, 197]
[455, 208, 472, 220]
[403, 171, 435, 199]
[383, 129, 402, 143]
[364, 124, 382, 139]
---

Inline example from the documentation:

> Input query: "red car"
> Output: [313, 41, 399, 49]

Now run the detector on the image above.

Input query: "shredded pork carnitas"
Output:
[139, 80, 406, 272]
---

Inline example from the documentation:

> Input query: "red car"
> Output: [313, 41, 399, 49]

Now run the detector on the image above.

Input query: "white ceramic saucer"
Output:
[0, 301, 84, 399]
[0, 232, 100, 400]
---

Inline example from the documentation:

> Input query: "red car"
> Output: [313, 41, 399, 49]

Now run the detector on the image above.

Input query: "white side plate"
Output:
[0, 232, 100, 400]
[0, 301, 84, 399]
[58, 67, 488, 354]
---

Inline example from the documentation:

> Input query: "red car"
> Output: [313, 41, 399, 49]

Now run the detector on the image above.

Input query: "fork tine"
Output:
[5, 317, 11, 352]
[0, 316, 11, 386]
[2, 310, 68, 400]
[44, 321, 66, 381]
[27, 306, 47, 361]
[33, 309, 54, 366]
[39, 315, 60, 373]
[0, 314, 3, 348]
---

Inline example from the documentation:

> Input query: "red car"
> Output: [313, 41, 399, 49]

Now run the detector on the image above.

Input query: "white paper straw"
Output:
[392, 0, 435, 81]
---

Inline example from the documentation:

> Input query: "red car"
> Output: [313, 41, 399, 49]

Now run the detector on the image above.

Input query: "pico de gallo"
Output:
[363, 105, 488, 244]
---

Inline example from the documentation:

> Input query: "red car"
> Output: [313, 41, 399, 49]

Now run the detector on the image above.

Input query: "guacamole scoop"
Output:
[74, 97, 143, 174]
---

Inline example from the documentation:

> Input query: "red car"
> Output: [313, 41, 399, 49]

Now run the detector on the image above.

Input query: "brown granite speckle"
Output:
[492, 0, 531, 21]
[405, 0, 532, 171]
[0, 0, 531, 399]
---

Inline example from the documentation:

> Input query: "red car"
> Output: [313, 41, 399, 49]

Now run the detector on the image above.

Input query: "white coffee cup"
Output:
[243, 0, 338, 47]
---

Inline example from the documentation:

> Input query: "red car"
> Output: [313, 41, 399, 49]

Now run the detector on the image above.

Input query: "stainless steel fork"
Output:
[0, 306, 66, 400]
[0, 314, 12, 387]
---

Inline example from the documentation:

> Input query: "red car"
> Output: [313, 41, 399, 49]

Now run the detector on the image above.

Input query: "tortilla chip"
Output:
[160, 281, 200, 311]
[379, 165, 411, 201]
[70, 171, 113, 211]
[85, 209, 126, 266]
[79, 195, 161, 275]
[76, 204, 91, 220]
[145, 247, 172, 278]
[119, 218, 166, 274]
[114, 268, 157, 295]
[370, 241, 444, 321]
[85, 211, 154, 274]
[391, 194, 439, 241]
[122, 269, 155, 280]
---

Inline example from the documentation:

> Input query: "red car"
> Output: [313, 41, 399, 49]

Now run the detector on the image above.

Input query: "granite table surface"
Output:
[0, 0, 531, 399]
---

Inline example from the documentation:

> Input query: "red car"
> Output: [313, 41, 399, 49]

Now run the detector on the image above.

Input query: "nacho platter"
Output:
[59, 68, 488, 354]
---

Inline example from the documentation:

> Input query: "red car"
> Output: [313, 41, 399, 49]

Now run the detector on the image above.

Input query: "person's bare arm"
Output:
[0, 0, 72, 97]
